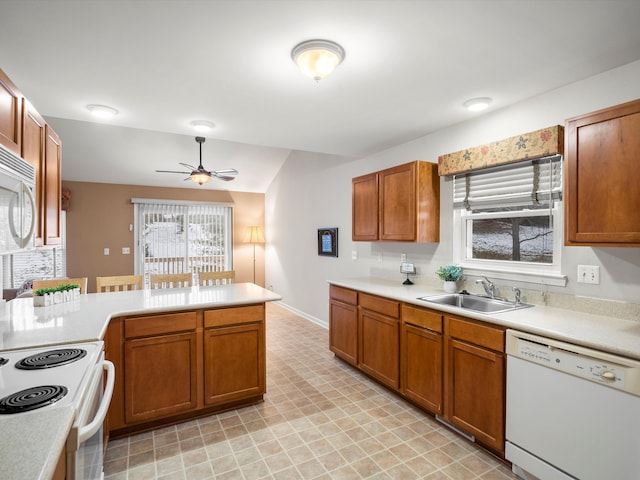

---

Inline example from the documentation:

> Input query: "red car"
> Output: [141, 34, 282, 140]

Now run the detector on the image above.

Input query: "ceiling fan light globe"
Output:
[190, 172, 211, 185]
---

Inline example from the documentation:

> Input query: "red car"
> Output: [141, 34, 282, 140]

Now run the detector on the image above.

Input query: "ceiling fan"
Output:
[156, 136, 239, 185]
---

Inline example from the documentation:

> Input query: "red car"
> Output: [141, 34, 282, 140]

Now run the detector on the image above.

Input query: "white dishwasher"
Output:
[505, 329, 640, 480]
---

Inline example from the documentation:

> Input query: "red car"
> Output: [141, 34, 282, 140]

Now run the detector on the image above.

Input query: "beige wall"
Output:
[63, 181, 264, 293]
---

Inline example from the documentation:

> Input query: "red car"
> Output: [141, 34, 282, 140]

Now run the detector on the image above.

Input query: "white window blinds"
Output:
[2, 212, 66, 289]
[132, 199, 233, 282]
[453, 154, 563, 210]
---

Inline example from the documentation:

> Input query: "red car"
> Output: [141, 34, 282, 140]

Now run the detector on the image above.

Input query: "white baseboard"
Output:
[273, 301, 328, 329]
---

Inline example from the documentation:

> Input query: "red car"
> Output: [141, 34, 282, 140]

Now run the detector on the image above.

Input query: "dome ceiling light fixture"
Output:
[291, 39, 345, 82]
[463, 97, 492, 112]
[86, 104, 118, 118]
[190, 120, 215, 133]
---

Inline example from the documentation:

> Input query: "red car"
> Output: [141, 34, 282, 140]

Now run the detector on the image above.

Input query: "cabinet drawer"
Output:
[204, 304, 264, 328]
[330, 285, 358, 305]
[359, 293, 399, 318]
[447, 317, 504, 352]
[124, 312, 197, 338]
[401, 304, 443, 333]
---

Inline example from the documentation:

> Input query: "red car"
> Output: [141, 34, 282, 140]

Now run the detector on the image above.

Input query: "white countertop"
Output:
[329, 277, 640, 360]
[0, 406, 75, 480]
[0, 282, 282, 352]
[0, 283, 281, 480]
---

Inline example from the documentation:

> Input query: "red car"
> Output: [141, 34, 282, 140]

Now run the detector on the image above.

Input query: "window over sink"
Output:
[452, 155, 565, 285]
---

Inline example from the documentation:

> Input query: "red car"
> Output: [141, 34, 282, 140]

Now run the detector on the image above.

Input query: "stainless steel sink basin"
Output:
[417, 293, 533, 314]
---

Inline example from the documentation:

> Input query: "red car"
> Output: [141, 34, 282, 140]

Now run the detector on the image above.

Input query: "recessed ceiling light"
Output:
[86, 104, 118, 118]
[190, 120, 215, 132]
[463, 97, 492, 112]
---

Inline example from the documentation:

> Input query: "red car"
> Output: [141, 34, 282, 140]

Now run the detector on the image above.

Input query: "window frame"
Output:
[451, 156, 567, 287]
[132, 198, 234, 286]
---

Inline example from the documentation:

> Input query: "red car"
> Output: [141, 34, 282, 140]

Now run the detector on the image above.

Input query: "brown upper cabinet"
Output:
[0, 68, 23, 155]
[43, 125, 62, 245]
[565, 99, 640, 246]
[1, 68, 62, 247]
[352, 161, 440, 242]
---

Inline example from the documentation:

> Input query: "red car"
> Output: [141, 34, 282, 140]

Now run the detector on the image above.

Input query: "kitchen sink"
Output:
[417, 293, 533, 314]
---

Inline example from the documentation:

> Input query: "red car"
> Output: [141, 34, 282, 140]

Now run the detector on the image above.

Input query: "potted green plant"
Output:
[33, 283, 81, 307]
[435, 265, 462, 293]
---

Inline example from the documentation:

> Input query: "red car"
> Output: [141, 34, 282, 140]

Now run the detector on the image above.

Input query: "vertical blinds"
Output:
[133, 199, 233, 282]
[453, 155, 563, 210]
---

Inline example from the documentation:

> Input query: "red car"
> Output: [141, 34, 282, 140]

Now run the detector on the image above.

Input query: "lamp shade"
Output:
[291, 39, 345, 82]
[245, 226, 265, 244]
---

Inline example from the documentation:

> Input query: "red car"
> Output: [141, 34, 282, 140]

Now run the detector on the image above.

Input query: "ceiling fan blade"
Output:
[156, 169, 191, 174]
[213, 168, 239, 176]
[179, 162, 198, 170]
[215, 175, 236, 182]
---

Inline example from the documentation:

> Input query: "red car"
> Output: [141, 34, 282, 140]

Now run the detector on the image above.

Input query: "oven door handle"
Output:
[78, 360, 115, 444]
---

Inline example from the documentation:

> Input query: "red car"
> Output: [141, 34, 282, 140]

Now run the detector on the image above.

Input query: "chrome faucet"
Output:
[513, 287, 522, 305]
[476, 276, 496, 298]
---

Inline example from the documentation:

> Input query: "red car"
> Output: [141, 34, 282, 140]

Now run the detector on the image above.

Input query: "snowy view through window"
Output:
[470, 216, 552, 263]
[139, 204, 231, 279]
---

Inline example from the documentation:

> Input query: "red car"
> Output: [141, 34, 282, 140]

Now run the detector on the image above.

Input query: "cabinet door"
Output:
[43, 125, 62, 246]
[124, 332, 198, 423]
[0, 69, 22, 155]
[329, 299, 358, 366]
[446, 338, 504, 453]
[204, 322, 265, 406]
[566, 99, 640, 246]
[379, 163, 416, 241]
[358, 308, 399, 389]
[21, 100, 45, 246]
[352, 172, 378, 241]
[401, 323, 443, 415]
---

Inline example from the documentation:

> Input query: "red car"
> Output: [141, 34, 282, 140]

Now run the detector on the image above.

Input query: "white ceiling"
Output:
[1, 0, 640, 193]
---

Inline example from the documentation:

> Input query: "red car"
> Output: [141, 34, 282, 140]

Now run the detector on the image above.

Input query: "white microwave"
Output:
[0, 144, 36, 254]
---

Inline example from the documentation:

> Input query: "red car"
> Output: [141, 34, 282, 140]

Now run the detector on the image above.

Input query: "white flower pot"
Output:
[443, 281, 457, 293]
[33, 288, 80, 307]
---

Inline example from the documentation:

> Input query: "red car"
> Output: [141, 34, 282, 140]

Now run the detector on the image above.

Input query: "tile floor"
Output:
[104, 302, 519, 479]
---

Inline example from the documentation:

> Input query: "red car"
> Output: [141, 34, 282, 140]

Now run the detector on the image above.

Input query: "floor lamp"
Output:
[245, 226, 265, 284]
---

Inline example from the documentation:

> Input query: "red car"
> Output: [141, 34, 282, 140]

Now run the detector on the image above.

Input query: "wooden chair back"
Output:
[199, 270, 235, 286]
[150, 273, 193, 289]
[33, 277, 89, 294]
[96, 275, 143, 293]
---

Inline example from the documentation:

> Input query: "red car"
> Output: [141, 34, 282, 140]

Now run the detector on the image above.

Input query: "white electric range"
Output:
[0, 341, 114, 480]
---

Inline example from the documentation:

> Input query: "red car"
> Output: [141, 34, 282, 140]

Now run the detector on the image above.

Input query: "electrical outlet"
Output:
[400, 253, 407, 263]
[103, 248, 110, 256]
[352, 250, 358, 260]
[577, 265, 600, 284]
[122, 247, 130, 254]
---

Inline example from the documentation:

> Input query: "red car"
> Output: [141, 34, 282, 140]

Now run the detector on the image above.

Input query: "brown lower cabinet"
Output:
[329, 285, 358, 366]
[106, 304, 266, 437]
[445, 316, 505, 454]
[358, 293, 400, 389]
[401, 304, 443, 415]
[203, 305, 265, 406]
[329, 288, 506, 457]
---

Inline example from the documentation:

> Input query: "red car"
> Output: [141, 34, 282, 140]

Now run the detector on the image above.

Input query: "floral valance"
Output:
[437, 125, 564, 176]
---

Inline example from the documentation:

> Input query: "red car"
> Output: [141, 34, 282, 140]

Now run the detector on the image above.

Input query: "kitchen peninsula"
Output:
[0, 282, 281, 480]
